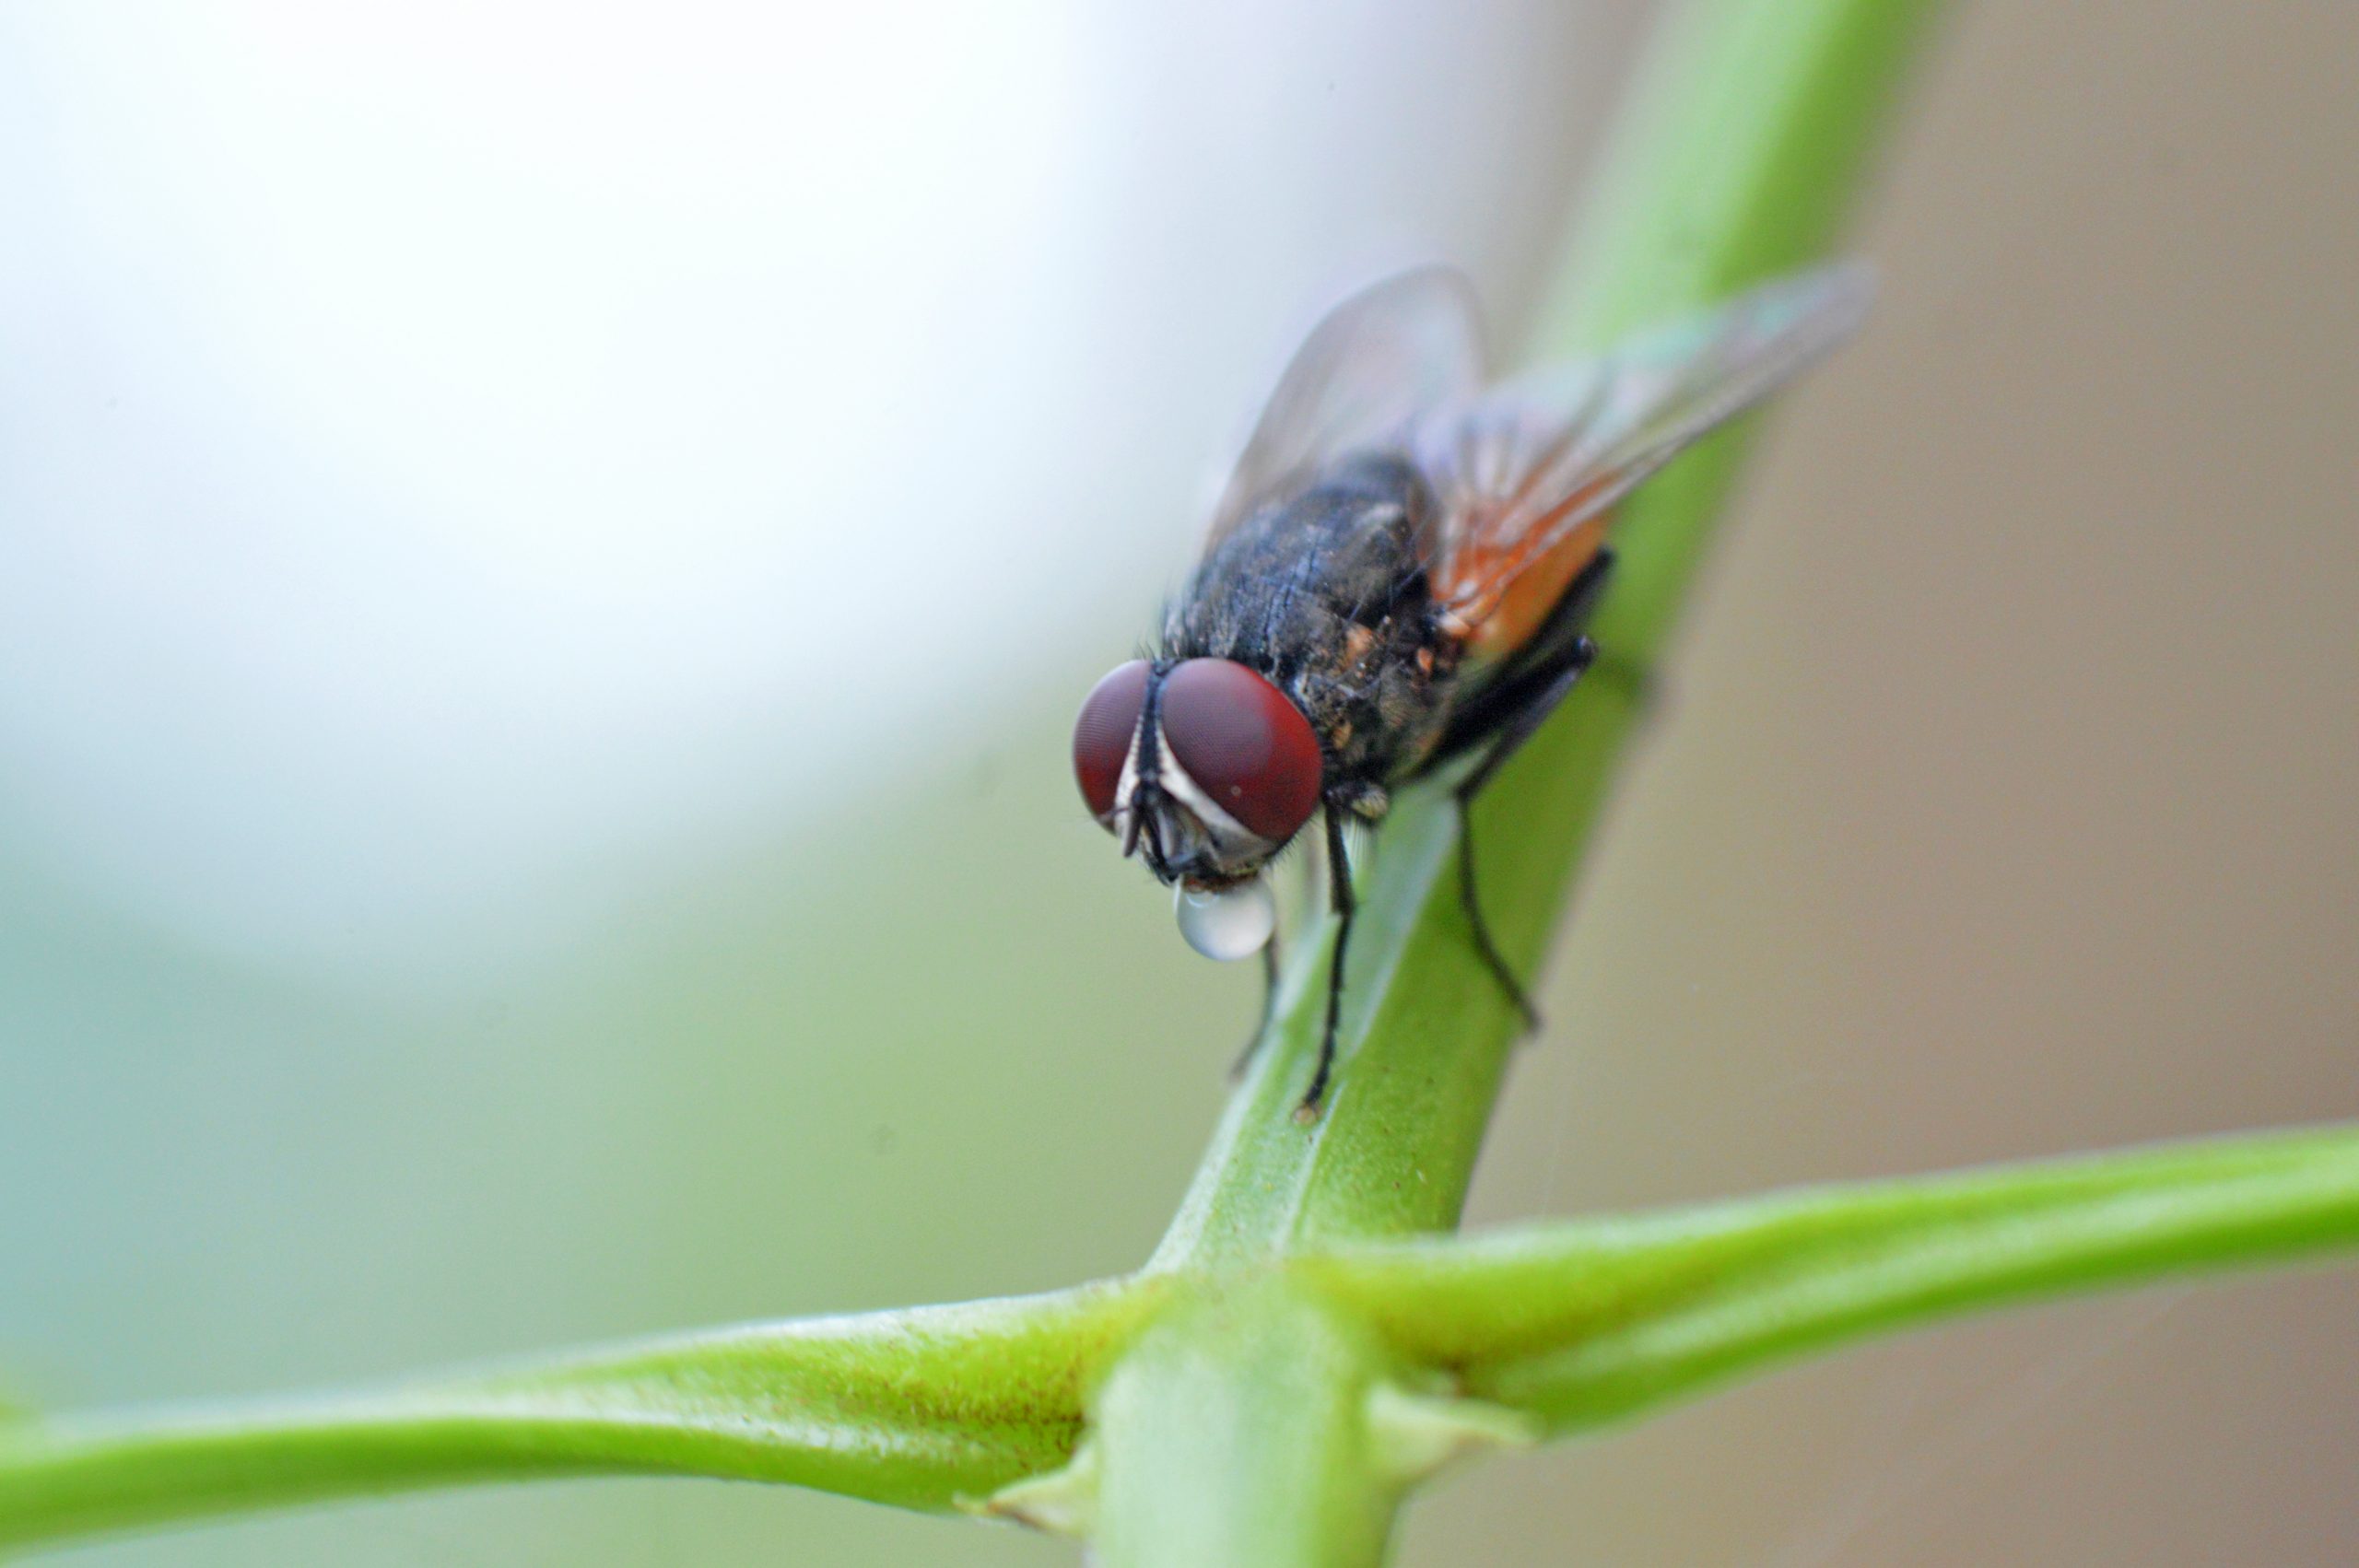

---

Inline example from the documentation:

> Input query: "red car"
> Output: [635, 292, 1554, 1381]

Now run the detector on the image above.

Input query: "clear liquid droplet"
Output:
[1175, 877, 1275, 961]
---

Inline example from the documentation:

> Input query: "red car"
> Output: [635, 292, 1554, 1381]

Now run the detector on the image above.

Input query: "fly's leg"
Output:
[1295, 805, 1356, 1119]
[1228, 829, 1318, 1081]
[1455, 791, 1538, 1030]
[1226, 932, 1282, 1081]
[1453, 636, 1597, 1031]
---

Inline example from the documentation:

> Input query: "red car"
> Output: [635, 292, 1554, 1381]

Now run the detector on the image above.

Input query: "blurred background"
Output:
[3, 2, 2353, 1563]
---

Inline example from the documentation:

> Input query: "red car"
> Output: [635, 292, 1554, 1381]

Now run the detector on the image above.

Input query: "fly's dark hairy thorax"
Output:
[1162, 453, 1461, 803]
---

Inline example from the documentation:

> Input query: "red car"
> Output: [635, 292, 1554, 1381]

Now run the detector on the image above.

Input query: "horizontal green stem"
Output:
[1303, 1124, 2359, 1431]
[0, 1281, 1156, 1554]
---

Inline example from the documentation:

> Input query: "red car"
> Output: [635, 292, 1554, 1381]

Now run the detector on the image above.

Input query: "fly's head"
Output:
[1074, 658, 1323, 958]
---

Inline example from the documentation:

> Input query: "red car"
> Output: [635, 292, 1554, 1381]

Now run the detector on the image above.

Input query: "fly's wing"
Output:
[1207, 266, 1485, 546]
[1416, 263, 1872, 659]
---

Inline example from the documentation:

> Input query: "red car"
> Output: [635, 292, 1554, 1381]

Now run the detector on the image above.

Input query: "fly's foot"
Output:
[1471, 931, 1543, 1035]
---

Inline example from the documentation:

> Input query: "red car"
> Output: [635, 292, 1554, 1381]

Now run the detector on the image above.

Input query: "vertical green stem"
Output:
[1119, 1, 1946, 1561]
[1153, 0, 1947, 1271]
[1093, 1280, 1399, 1568]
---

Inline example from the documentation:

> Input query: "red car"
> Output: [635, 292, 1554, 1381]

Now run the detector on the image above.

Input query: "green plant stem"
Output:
[1109, 1, 1949, 1562]
[0, 1283, 1155, 1554]
[7, 1126, 2353, 1558]
[1151, 0, 1945, 1275]
[1304, 1124, 2359, 1433]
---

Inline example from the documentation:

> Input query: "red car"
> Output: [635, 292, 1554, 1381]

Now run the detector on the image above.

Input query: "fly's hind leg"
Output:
[1453, 636, 1596, 1032]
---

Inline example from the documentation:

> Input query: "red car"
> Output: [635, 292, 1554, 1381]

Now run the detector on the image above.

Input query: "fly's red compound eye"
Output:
[1074, 660, 1151, 825]
[1159, 660, 1322, 842]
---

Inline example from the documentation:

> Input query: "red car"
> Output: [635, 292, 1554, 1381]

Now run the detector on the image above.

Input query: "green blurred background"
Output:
[4, 3, 2354, 1564]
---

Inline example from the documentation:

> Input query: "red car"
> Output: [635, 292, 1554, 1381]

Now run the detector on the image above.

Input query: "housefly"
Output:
[1074, 263, 1870, 1117]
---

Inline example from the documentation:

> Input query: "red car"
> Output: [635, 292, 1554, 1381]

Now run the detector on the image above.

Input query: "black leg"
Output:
[1226, 931, 1282, 1081]
[1296, 805, 1356, 1119]
[1452, 637, 1595, 1030]
[1457, 637, 1593, 801]
[1455, 790, 1540, 1029]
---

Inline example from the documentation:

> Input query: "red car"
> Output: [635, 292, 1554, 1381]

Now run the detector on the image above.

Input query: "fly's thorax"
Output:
[1163, 450, 1461, 789]
[1280, 609, 1462, 787]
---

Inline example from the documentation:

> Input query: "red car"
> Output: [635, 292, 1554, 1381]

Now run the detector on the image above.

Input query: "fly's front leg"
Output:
[1226, 931, 1282, 1081]
[1296, 803, 1356, 1120]
[1454, 636, 1597, 1031]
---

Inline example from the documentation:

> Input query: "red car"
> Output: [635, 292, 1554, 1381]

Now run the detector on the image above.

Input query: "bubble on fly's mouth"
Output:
[1174, 876, 1275, 961]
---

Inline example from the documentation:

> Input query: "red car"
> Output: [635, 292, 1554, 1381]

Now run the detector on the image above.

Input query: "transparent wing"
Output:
[1418, 263, 1872, 643]
[1207, 266, 1485, 545]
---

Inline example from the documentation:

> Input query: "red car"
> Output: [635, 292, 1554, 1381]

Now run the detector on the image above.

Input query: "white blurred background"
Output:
[4, 4, 2355, 1566]
[0, 1, 1622, 977]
